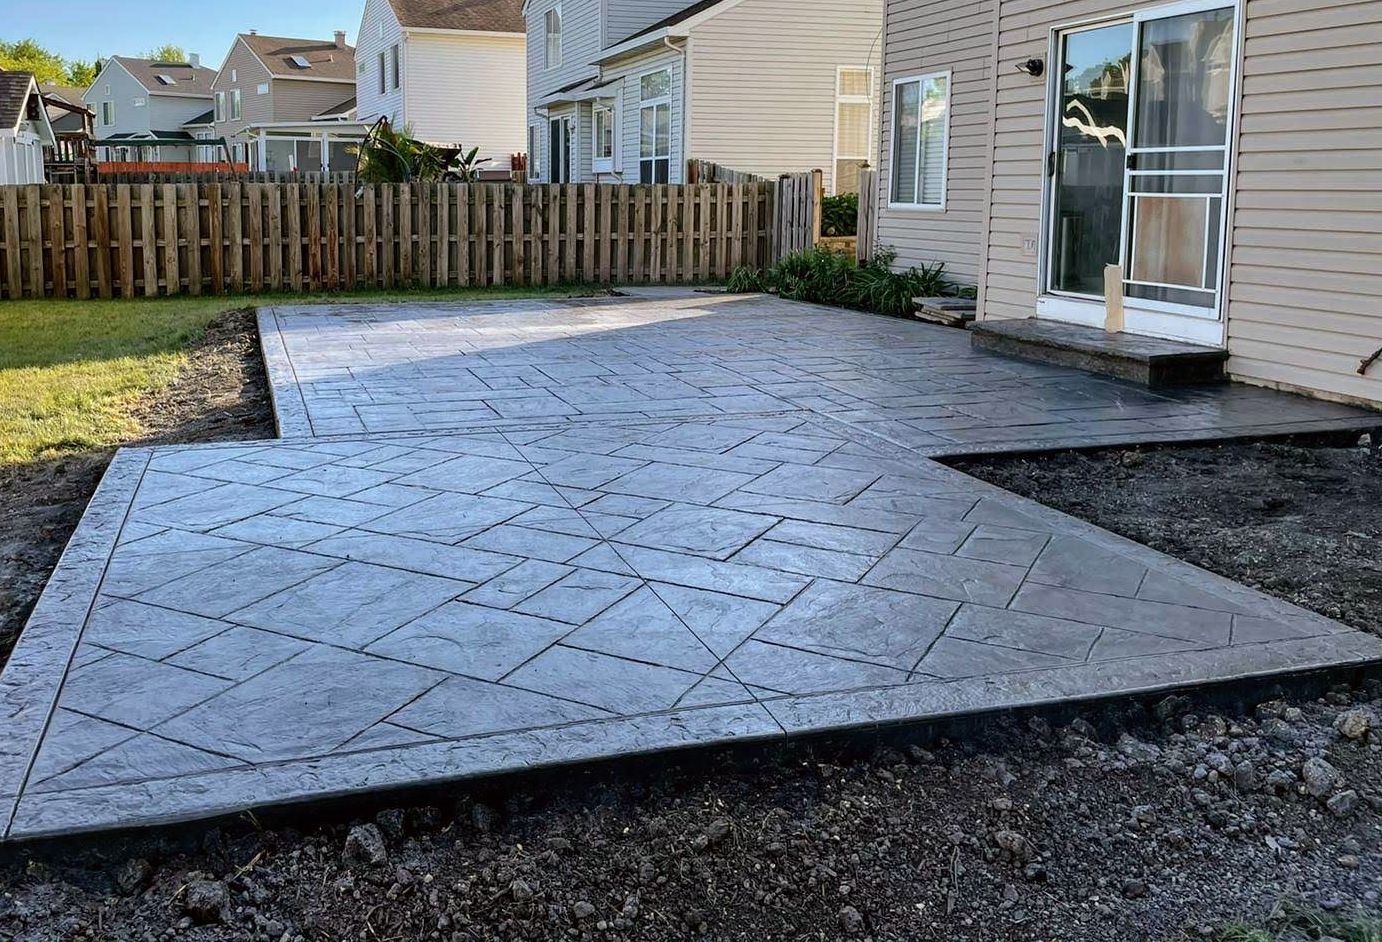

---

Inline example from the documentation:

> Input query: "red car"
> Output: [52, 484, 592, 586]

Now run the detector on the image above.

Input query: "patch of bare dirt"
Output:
[0, 309, 273, 665]
[950, 438, 1382, 635]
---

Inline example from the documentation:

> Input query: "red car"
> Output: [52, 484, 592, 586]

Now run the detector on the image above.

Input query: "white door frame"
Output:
[1035, 0, 1244, 346]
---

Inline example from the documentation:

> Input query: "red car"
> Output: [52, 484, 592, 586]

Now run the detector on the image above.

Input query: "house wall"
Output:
[526, 0, 603, 182]
[212, 39, 274, 145]
[356, 0, 406, 125]
[1220, 0, 1382, 406]
[405, 32, 526, 161]
[148, 95, 215, 134]
[602, 44, 685, 184]
[686, 0, 885, 195]
[603, 0, 692, 46]
[272, 78, 358, 122]
[980, 0, 1382, 407]
[84, 61, 154, 144]
[873, 0, 994, 283]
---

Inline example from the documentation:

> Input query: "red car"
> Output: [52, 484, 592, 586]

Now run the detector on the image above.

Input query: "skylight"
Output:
[156, 74, 177, 85]
[289, 55, 312, 69]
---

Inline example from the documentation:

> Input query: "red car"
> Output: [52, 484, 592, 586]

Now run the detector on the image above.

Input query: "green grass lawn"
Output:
[0, 286, 595, 465]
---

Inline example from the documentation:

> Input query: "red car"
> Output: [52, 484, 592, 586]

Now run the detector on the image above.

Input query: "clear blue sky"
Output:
[9, 0, 360, 66]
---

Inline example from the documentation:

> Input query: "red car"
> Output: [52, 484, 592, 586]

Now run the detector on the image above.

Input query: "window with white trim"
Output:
[834, 67, 874, 195]
[638, 69, 671, 184]
[889, 72, 949, 208]
[378, 52, 386, 94]
[528, 125, 541, 179]
[230, 88, 242, 120]
[545, 6, 563, 69]
[592, 102, 614, 170]
[101, 100, 115, 126]
[214, 91, 225, 122]
[390, 44, 400, 89]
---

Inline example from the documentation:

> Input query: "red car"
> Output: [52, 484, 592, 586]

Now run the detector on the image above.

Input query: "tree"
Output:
[66, 58, 99, 86]
[0, 38, 69, 85]
[143, 44, 187, 63]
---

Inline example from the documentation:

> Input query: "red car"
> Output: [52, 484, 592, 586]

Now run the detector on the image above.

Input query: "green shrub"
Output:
[726, 245, 971, 319]
[821, 193, 858, 237]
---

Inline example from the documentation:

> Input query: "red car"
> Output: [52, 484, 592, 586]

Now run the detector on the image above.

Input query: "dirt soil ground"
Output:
[951, 438, 1382, 635]
[0, 309, 274, 666]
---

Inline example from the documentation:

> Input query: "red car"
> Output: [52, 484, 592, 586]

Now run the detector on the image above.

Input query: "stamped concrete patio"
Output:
[3, 294, 1379, 841]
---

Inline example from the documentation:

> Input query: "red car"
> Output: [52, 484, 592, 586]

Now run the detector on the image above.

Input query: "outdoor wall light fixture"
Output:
[1016, 58, 1045, 77]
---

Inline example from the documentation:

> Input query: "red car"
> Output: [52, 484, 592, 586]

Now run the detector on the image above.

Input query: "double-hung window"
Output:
[889, 71, 950, 209]
[545, 6, 563, 69]
[230, 89, 242, 120]
[592, 102, 614, 172]
[101, 100, 115, 126]
[638, 69, 671, 184]
[214, 91, 225, 122]
[834, 67, 874, 195]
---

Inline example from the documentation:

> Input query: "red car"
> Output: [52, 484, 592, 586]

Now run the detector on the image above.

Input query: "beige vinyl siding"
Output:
[1223, 0, 1382, 406]
[686, 0, 884, 193]
[271, 78, 356, 123]
[603, 0, 693, 45]
[405, 33, 526, 159]
[356, 0, 405, 125]
[875, 0, 994, 282]
[212, 39, 274, 143]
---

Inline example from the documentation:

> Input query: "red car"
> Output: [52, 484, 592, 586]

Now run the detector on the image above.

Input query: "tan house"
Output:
[526, 0, 884, 193]
[212, 32, 368, 172]
[871, 0, 1382, 409]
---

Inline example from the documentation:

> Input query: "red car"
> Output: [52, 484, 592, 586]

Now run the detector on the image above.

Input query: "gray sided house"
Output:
[525, 0, 883, 193]
[211, 32, 367, 172]
[869, 0, 1382, 410]
[83, 56, 217, 162]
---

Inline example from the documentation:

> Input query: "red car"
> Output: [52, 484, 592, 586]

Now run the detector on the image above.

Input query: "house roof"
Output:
[109, 56, 218, 96]
[39, 83, 88, 109]
[183, 109, 216, 127]
[386, 0, 525, 33]
[0, 70, 39, 131]
[621, 0, 728, 42]
[314, 96, 357, 118]
[238, 33, 357, 82]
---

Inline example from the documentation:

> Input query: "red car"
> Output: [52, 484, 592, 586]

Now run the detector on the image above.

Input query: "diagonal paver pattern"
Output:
[2, 294, 1379, 841]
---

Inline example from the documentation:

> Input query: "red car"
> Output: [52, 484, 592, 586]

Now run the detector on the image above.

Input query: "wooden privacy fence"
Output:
[0, 176, 819, 299]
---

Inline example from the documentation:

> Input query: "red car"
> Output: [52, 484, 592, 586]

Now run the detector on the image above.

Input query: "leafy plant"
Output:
[354, 118, 489, 184]
[821, 193, 858, 237]
[724, 246, 966, 318]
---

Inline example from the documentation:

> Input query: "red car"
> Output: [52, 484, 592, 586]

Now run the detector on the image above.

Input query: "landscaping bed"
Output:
[950, 436, 1382, 635]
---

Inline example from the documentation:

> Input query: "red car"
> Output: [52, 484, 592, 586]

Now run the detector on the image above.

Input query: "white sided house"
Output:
[83, 56, 218, 163]
[355, 0, 527, 172]
[0, 71, 56, 184]
[524, 0, 884, 193]
[868, 0, 1382, 410]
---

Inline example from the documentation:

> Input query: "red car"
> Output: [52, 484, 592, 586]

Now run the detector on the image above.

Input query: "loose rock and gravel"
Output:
[1, 682, 1379, 941]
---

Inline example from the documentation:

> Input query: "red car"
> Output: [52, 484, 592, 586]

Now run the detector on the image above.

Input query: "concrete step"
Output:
[970, 318, 1229, 387]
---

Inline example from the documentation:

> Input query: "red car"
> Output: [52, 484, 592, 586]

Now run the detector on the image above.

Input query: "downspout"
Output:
[663, 35, 687, 182]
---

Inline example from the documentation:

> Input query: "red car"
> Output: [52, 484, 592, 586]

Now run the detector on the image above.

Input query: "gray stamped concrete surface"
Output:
[3, 295, 1380, 842]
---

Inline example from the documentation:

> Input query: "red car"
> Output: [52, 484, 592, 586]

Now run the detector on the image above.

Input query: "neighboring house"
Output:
[212, 31, 369, 172]
[39, 82, 96, 175]
[0, 71, 56, 184]
[524, 0, 884, 193]
[83, 56, 217, 162]
[867, 0, 1382, 410]
[355, 0, 526, 171]
[38, 83, 92, 135]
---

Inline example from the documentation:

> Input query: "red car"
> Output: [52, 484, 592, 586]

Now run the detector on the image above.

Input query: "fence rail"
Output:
[0, 177, 817, 299]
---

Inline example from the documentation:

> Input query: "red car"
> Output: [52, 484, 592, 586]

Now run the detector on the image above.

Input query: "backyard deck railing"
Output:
[0, 175, 820, 299]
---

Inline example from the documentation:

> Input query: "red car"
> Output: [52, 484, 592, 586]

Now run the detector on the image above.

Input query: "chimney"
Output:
[189, 53, 200, 68]
[334, 30, 347, 47]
